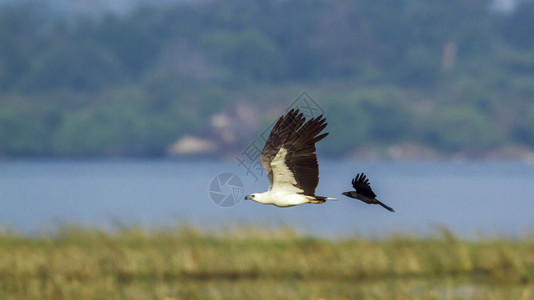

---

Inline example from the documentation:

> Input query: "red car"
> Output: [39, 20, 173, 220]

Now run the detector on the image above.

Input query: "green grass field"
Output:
[0, 226, 533, 299]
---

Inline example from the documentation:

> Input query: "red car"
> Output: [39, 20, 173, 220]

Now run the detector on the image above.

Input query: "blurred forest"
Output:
[1, 0, 534, 158]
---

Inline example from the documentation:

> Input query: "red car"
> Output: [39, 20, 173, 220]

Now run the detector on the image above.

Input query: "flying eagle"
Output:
[342, 173, 395, 212]
[244, 109, 336, 207]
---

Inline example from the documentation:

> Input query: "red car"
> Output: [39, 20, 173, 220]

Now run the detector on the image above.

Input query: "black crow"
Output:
[342, 173, 394, 212]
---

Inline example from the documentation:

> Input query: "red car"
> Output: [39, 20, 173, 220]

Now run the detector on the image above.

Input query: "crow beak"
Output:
[342, 192, 350, 196]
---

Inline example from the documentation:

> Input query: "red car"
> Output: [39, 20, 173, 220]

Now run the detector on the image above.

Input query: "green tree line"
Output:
[1, 0, 534, 157]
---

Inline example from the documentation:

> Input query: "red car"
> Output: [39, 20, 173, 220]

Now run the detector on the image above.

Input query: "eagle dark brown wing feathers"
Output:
[283, 114, 328, 196]
[259, 109, 328, 195]
[260, 109, 305, 188]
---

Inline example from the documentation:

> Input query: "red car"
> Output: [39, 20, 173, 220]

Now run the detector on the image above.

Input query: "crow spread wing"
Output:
[351, 173, 376, 198]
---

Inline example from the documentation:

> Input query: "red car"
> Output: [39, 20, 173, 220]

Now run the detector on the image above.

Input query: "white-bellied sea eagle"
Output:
[244, 109, 336, 207]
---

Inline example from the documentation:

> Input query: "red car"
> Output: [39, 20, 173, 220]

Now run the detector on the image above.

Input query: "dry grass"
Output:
[0, 226, 533, 299]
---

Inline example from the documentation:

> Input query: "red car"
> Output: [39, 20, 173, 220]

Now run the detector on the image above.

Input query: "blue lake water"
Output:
[0, 159, 533, 238]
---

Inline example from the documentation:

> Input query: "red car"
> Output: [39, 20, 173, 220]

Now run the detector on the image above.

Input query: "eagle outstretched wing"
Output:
[260, 109, 328, 196]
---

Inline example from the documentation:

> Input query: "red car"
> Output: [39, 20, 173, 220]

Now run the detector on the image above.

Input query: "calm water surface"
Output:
[0, 159, 533, 238]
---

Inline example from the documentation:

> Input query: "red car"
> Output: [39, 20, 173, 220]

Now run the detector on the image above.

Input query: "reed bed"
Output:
[0, 226, 532, 299]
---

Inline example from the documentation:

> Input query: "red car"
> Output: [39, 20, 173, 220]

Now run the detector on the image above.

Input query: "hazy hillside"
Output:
[1, 0, 534, 159]
[0, 0, 179, 15]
